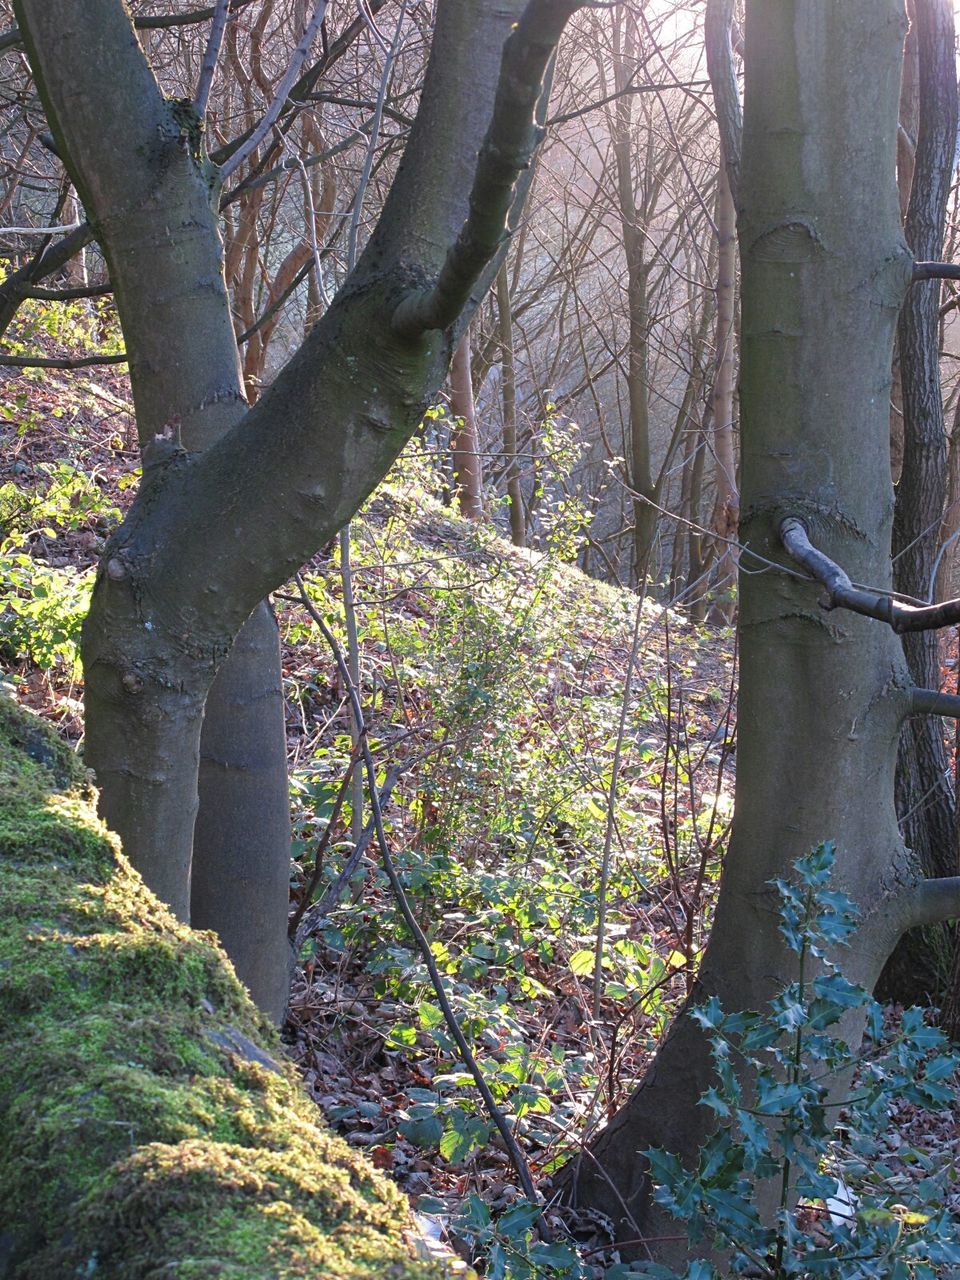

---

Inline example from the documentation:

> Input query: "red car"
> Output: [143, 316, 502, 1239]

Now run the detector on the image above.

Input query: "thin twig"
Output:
[220, 0, 329, 180]
[294, 572, 543, 1210]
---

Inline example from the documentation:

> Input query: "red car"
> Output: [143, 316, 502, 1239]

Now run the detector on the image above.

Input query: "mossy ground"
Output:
[0, 695, 440, 1279]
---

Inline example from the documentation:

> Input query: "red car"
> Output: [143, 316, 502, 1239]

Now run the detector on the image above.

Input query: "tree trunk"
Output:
[565, 2, 917, 1264]
[686, 403, 711, 622]
[708, 162, 739, 623]
[192, 603, 293, 1019]
[936, 393, 960, 603]
[883, 0, 958, 1005]
[890, 0, 919, 484]
[450, 327, 485, 521]
[15, 0, 295, 1021]
[15, 0, 572, 1029]
[497, 261, 526, 545]
[606, 11, 656, 585]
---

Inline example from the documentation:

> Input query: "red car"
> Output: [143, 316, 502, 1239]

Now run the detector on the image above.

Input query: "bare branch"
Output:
[909, 688, 960, 718]
[219, 0, 329, 181]
[0, 351, 126, 369]
[24, 283, 112, 301]
[780, 516, 960, 633]
[392, 0, 581, 339]
[704, 0, 741, 205]
[0, 1, 258, 53]
[194, 0, 231, 120]
[237, 262, 312, 345]
[0, 223, 95, 342]
[901, 877, 960, 929]
[912, 259, 960, 281]
[0, 221, 81, 236]
[210, 0, 390, 171]
[547, 78, 710, 128]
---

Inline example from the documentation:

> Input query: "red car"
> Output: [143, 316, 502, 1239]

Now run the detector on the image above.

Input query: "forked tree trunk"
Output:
[566, 3, 921, 1265]
[14, 0, 574, 1020]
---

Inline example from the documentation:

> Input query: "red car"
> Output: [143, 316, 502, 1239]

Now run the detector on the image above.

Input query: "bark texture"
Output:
[885, 0, 958, 1004]
[565, 2, 916, 1264]
[15, 0, 293, 1020]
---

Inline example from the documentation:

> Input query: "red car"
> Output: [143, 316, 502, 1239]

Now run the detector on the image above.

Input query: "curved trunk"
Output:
[566, 2, 915, 1264]
[15, 0, 294, 1019]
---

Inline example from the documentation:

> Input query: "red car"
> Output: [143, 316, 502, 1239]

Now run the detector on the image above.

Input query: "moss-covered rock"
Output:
[0, 695, 440, 1279]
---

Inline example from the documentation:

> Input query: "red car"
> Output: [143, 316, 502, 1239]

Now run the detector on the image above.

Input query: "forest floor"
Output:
[2, 320, 959, 1273]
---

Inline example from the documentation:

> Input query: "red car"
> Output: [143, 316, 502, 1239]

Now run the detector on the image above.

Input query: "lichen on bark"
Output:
[0, 695, 439, 1279]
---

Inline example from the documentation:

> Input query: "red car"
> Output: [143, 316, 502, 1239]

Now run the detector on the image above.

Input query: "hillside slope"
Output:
[0, 692, 442, 1279]
[0, 319, 738, 1269]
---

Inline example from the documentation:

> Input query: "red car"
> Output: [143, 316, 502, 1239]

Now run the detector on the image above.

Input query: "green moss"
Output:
[0, 697, 441, 1279]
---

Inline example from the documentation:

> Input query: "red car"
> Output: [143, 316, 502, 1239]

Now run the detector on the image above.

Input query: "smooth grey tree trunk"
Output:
[15, 0, 293, 1020]
[565, 2, 926, 1265]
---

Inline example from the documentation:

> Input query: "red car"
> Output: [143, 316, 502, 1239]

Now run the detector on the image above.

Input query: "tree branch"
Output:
[0, 0, 258, 53]
[780, 516, 960, 633]
[23, 282, 112, 301]
[218, 0, 329, 181]
[209, 0, 390, 171]
[0, 351, 126, 368]
[0, 222, 94, 342]
[0, 220, 81, 236]
[912, 260, 960, 281]
[193, 0, 231, 120]
[909, 687, 960, 718]
[391, 0, 580, 338]
[901, 877, 960, 929]
[704, 0, 741, 206]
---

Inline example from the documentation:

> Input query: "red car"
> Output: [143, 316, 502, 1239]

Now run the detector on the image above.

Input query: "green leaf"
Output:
[386, 1024, 417, 1048]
